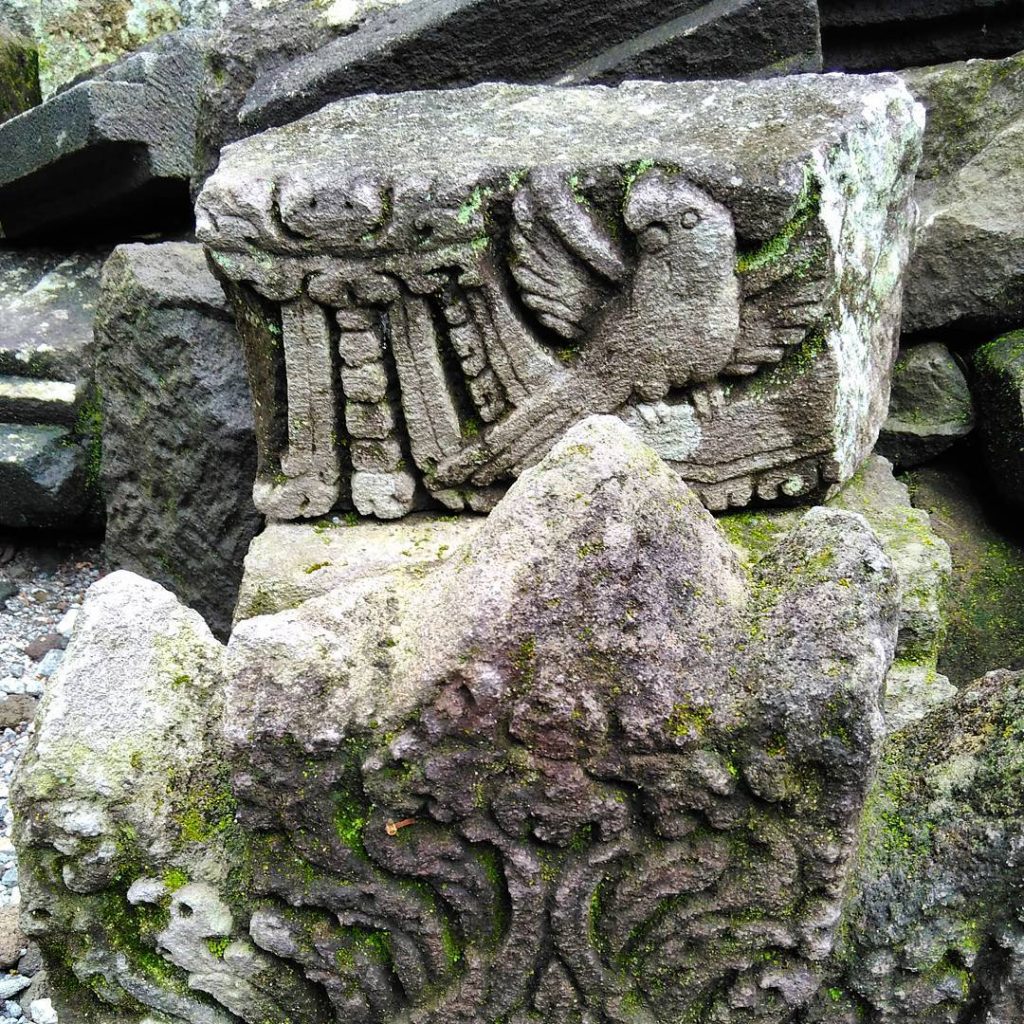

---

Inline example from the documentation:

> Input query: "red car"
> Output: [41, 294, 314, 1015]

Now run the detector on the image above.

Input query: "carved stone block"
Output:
[14, 417, 902, 1024]
[197, 77, 924, 519]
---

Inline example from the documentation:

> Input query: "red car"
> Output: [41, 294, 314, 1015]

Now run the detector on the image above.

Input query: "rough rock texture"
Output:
[820, 0, 1024, 71]
[972, 330, 1024, 513]
[876, 342, 975, 469]
[0, 30, 207, 241]
[818, 669, 1024, 1023]
[722, 455, 954, 731]
[906, 463, 1024, 687]
[14, 416, 902, 1024]
[0, 422, 89, 530]
[0, 248, 106, 382]
[901, 53, 1024, 340]
[95, 241, 261, 639]
[234, 512, 481, 624]
[0, 27, 41, 123]
[198, 75, 923, 519]
[239, 0, 823, 134]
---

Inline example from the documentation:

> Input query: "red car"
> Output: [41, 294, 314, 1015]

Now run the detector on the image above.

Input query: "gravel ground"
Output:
[0, 534, 104, 1024]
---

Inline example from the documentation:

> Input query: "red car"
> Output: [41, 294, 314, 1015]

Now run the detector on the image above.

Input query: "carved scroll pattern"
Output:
[235, 630, 868, 1024]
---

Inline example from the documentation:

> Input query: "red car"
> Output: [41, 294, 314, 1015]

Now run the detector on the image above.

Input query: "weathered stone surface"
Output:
[901, 53, 1024, 340]
[876, 342, 975, 469]
[240, 0, 822, 134]
[973, 329, 1024, 512]
[0, 248, 106, 382]
[821, 0, 1024, 71]
[0, 30, 207, 241]
[0, 422, 89, 529]
[905, 462, 1024, 687]
[15, 417, 902, 1023]
[199, 75, 923, 519]
[234, 512, 481, 623]
[0, 27, 41, 122]
[816, 668, 1024, 1023]
[96, 241, 261, 639]
[722, 455, 954, 731]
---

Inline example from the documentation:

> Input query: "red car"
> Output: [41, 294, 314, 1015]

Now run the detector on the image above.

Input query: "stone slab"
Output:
[239, 0, 822, 132]
[0, 376, 79, 425]
[0, 30, 208, 241]
[198, 75, 923, 518]
[821, 0, 1024, 70]
[876, 341, 975, 468]
[234, 512, 482, 623]
[721, 454, 955, 730]
[0, 248, 106, 382]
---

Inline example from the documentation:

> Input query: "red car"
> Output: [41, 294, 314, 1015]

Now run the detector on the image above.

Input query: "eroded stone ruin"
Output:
[2, 2, 1024, 1024]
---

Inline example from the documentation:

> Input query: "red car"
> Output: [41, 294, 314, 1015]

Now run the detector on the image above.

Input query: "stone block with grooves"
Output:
[96, 241, 262, 639]
[198, 76, 923, 519]
[0, 29, 207, 241]
[239, 0, 822, 134]
[14, 416, 903, 1024]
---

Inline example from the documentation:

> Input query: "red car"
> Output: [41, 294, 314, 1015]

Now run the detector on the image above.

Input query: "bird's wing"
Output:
[724, 218, 835, 377]
[510, 171, 627, 341]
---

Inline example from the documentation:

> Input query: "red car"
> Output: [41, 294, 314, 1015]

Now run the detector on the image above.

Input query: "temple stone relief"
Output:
[14, 418, 903, 1024]
[197, 76, 924, 519]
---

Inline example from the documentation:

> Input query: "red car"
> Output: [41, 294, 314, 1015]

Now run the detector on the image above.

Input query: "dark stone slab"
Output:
[0, 30, 208, 242]
[239, 0, 822, 134]
[821, 0, 1024, 71]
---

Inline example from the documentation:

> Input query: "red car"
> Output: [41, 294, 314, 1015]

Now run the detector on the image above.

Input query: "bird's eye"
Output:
[681, 210, 701, 229]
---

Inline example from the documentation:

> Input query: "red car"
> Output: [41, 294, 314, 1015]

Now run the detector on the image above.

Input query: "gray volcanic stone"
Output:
[198, 75, 923, 519]
[0, 29, 208, 241]
[0, 27, 40, 123]
[901, 53, 1024, 340]
[14, 416, 903, 1023]
[0, 248, 106, 382]
[240, 0, 822, 133]
[96, 241, 261, 639]
[876, 342, 975, 468]
[0, 422, 88, 529]
[814, 668, 1024, 1023]
[972, 329, 1024, 512]
[821, 0, 1024, 71]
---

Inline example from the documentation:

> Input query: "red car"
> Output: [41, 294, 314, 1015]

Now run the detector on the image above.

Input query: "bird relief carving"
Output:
[206, 162, 835, 520]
